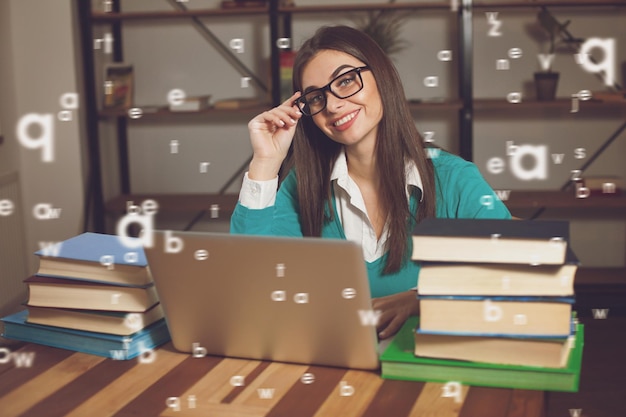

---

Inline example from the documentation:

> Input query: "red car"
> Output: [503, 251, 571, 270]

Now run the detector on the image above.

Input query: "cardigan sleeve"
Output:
[230, 170, 304, 237]
[434, 152, 511, 220]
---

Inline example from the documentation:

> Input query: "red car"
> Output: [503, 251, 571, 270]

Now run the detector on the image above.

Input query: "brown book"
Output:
[25, 276, 159, 312]
[417, 247, 578, 297]
[26, 303, 164, 336]
[414, 329, 574, 368]
[419, 296, 573, 337]
[213, 97, 264, 110]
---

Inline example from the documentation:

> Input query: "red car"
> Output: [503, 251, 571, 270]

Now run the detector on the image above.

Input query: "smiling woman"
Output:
[230, 25, 511, 339]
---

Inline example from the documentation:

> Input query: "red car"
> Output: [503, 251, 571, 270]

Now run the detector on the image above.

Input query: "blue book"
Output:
[419, 295, 574, 337]
[35, 232, 152, 287]
[1, 310, 171, 360]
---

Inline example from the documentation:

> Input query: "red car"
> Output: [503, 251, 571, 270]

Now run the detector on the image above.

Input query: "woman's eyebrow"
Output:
[302, 64, 358, 94]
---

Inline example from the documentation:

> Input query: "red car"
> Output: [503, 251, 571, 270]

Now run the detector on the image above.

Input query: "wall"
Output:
[0, 0, 86, 323]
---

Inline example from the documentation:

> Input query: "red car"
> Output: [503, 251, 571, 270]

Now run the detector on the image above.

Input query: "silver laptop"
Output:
[145, 231, 380, 370]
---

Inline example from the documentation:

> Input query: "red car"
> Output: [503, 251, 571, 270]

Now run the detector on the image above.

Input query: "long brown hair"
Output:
[286, 25, 436, 274]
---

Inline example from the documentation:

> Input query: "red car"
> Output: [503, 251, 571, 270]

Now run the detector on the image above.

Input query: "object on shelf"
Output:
[213, 97, 264, 110]
[582, 176, 623, 196]
[280, 50, 296, 103]
[103, 63, 134, 110]
[220, 0, 267, 9]
[592, 90, 626, 103]
[169, 95, 213, 112]
[528, 7, 583, 101]
[352, 0, 413, 56]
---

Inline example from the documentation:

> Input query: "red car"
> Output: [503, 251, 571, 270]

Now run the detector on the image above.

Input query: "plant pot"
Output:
[534, 72, 559, 101]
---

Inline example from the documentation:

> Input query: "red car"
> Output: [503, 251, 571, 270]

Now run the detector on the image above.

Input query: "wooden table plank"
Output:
[506, 390, 546, 417]
[220, 360, 272, 403]
[0, 352, 105, 417]
[408, 382, 470, 417]
[312, 369, 385, 417]
[234, 361, 310, 408]
[20, 356, 136, 417]
[66, 346, 188, 417]
[112, 353, 223, 417]
[361, 379, 425, 417]
[459, 386, 513, 417]
[0, 344, 74, 397]
[264, 365, 346, 417]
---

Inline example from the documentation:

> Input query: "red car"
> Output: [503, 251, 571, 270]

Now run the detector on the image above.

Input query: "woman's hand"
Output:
[247, 92, 303, 180]
[371, 290, 420, 340]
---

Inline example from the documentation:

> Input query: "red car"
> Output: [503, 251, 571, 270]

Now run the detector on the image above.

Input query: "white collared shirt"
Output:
[238, 149, 424, 262]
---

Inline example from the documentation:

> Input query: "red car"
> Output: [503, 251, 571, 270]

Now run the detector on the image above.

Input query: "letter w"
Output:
[495, 190, 511, 201]
[592, 309, 609, 319]
[110, 350, 128, 360]
[257, 388, 275, 399]
[12, 352, 36, 368]
[358, 309, 382, 326]
[38, 241, 63, 256]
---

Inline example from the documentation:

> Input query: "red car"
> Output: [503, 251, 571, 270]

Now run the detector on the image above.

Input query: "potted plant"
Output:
[353, 0, 412, 56]
[530, 7, 582, 101]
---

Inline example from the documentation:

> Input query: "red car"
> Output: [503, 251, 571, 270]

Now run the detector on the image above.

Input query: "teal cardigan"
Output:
[230, 151, 511, 298]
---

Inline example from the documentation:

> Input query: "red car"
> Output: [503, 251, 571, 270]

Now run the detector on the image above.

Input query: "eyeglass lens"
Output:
[297, 68, 365, 116]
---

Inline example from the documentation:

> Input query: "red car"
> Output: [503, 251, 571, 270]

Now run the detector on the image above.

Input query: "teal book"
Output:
[380, 317, 584, 392]
[1, 310, 170, 360]
[34, 232, 152, 287]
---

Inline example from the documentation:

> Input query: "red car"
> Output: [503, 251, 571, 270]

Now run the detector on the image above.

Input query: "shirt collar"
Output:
[330, 148, 424, 201]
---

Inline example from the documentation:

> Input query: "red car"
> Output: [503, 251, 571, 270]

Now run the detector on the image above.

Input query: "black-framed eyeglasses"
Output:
[294, 66, 370, 116]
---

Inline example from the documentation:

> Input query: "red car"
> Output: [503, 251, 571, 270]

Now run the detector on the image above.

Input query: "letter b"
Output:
[164, 230, 184, 253]
[483, 299, 503, 322]
[192, 342, 207, 358]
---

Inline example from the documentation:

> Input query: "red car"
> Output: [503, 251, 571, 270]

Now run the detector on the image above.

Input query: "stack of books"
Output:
[1, 232, 170, 359]
[381, 218, 584, 392]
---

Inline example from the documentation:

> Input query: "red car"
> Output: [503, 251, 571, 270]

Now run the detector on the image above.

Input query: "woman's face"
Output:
[300, 50, 383, 152]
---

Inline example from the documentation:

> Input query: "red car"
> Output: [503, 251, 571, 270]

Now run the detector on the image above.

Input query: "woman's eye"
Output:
[308, 94, 324, 104]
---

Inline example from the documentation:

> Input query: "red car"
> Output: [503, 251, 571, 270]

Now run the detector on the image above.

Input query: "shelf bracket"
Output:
[166, 0, 268, 93]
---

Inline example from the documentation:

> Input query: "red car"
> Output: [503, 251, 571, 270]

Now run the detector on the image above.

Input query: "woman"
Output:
[231, 25, 510, 338]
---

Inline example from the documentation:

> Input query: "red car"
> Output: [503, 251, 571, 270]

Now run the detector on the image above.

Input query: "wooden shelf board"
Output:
[474, 98, 626, 111]
[504, 191, 626, 209]
[92, 8, 268, 22]
[105, 193, 239, 214]
[99, 104, 270, 119]
[408, 99, 463, 111]
[279, 2, 451, 13]
[473, 0, 626, 8]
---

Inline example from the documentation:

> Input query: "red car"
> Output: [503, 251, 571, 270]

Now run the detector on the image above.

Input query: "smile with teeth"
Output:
[333, 111, 358, 127]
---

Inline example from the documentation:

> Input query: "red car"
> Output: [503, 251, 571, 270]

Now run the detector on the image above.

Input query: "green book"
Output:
[380, 317, 583, 392]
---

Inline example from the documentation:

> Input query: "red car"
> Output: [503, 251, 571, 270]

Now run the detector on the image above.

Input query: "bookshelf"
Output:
[79, 0, 626, 283]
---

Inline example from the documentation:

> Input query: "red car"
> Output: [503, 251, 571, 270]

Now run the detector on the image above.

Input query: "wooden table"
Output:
[0, 342, 546, 417]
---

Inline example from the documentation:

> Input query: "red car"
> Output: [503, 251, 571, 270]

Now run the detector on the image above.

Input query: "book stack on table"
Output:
[381, 218, 584, 392]
[1, 233, 170, 359]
